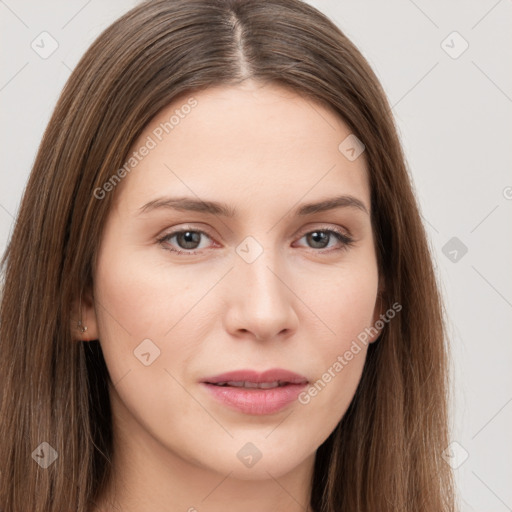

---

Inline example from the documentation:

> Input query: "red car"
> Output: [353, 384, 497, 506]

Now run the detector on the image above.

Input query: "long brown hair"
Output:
[0, 0, 455, 510]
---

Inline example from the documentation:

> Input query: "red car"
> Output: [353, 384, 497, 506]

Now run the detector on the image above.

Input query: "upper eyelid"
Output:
[160, 223, 351, 239]
[160, 227, 214, 242]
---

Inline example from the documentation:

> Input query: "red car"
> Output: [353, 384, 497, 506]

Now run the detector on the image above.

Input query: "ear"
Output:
[368, 275, 386, 344]
[70, 286, 99, 342]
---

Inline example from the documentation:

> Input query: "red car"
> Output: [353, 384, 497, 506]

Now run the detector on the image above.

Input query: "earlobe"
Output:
[71, 287, 99, 341]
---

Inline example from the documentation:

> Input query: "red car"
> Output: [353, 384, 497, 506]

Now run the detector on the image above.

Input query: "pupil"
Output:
[178, 231, 200, 249]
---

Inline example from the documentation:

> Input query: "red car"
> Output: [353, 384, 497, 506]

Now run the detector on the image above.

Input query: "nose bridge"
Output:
[226, 235, 297, 338]
[237, 240, 287, 307]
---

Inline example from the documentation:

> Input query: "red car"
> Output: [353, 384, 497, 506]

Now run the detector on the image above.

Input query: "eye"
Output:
[295, 228, 354, 252]
[157, 228, 215, 255]
[157, 226, 354, 256]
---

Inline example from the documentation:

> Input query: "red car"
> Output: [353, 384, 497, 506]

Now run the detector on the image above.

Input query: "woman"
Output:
[0, 0, 456, 510]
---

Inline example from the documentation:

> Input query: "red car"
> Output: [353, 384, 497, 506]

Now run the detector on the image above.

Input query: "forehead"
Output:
[113, 82, 370, 216]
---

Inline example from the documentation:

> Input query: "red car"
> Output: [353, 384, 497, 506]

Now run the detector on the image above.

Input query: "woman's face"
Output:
[85, 81, 381, 481]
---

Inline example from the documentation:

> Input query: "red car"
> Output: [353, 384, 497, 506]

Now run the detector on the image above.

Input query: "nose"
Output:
[223, 248, 299, 342]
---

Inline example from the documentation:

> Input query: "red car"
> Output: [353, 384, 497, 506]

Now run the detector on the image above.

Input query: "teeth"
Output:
[258, 382, 280, 389]
[242, 381, 260, 388]
[214, 381, 286, 389]
[226, 381, 246, 387]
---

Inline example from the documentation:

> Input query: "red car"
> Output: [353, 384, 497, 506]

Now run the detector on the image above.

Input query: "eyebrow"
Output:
[138, 194, 369, 217]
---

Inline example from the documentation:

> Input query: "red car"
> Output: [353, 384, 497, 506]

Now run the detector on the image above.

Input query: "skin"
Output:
[76, 80, 383, 512]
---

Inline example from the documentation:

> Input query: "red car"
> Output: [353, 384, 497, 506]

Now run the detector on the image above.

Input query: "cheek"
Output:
[306, 255, 379, 346]
[92, 243, 210, 384]
[296, 259, 378, 420]
[92, 250, 212, 436]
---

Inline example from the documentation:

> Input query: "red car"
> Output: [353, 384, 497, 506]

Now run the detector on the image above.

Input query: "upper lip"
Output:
[202, 368, 308, 385]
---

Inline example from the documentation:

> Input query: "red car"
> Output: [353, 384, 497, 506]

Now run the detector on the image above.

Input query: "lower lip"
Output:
[201, 382, 307, 415]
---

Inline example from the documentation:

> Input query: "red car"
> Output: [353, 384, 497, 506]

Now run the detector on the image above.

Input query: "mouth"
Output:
[200, 368, 309, 415]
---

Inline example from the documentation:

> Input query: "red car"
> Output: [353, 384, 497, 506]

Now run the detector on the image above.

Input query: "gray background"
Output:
[1, 1, 511, 510]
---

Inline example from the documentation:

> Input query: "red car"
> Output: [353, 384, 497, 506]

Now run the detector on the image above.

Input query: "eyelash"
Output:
[156, 225, 355, 256]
